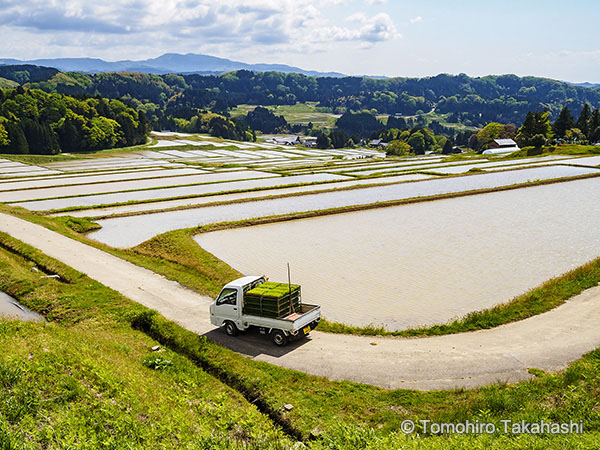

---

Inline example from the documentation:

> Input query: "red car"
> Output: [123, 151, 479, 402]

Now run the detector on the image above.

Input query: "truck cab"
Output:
[210, 276, 264, 330]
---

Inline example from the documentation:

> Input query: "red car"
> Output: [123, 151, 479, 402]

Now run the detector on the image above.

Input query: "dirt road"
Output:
[1, 212, 599, 390]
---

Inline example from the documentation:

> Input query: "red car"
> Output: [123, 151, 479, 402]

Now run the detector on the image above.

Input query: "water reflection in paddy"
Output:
[86, 165, 599, 248]
[15, 172, 347, 211]
[0, 168, 204, 191]
[196, 177, 600, 330]
[53, 174, 433, 218]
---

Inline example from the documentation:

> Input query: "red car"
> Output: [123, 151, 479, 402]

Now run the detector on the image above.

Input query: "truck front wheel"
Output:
[223, 321, 238, 336]
[271, 330, 287, 347]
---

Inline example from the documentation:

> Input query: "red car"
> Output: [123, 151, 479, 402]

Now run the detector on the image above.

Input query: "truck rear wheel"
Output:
[223, 321, 238, 336]
[271, 330, 287, 347]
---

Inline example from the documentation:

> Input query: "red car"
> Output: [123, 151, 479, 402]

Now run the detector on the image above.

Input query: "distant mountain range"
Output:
[568, 82, 600, 89]
[0, 53, 345, 78]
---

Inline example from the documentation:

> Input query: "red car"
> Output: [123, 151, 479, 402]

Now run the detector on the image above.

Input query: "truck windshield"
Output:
[216, 288, 237, 306]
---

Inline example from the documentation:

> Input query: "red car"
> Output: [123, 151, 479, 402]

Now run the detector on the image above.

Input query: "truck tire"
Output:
[223, 321, 238, 336]
[271, 330, 287, 347]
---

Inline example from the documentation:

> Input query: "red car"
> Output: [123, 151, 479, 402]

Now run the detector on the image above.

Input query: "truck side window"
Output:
[216, 288, 237, 306]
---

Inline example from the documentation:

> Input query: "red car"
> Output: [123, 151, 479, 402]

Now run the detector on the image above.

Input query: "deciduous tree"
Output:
[386, 140, 412, 156]
[407, 131, 426, 154]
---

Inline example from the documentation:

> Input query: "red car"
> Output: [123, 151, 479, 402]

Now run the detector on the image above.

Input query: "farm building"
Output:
[483, 138, 520, 155]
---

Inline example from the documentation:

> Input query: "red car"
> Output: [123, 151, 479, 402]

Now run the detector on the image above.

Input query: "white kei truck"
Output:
[210, 275, 321, 346]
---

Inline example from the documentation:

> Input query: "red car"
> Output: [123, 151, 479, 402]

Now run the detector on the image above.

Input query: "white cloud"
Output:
[0, 0, 400, 63]
[339, 12, 399, 42]
[410, 16, 423, 24]
[365, 0, 387, 4]
[346, 12, 368, 23]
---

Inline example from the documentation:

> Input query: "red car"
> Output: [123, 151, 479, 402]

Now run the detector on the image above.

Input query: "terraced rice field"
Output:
[85, 164, 599, 247]
[2, 133, 600, 328]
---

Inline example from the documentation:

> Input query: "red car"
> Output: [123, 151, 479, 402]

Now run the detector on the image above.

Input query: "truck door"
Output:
[214, 287, 240, 320]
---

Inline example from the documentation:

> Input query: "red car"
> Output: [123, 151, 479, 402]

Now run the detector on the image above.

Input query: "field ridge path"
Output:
[1, 212, 600, 390]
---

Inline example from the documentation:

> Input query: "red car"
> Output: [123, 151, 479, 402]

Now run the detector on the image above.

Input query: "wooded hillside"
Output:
[3, 65, 599, 129]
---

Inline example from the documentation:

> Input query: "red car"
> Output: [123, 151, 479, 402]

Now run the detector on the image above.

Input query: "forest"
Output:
[3, 64, 600, 130]
[0, 87, 149, 155]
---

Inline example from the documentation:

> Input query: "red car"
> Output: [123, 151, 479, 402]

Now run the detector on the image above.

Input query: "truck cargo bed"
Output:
[243, 282, 302, 318]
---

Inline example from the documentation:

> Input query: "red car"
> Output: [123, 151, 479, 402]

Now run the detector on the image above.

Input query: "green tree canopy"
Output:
[553, 106, 575, 139]
[576, 103, 592, 139]
[0, 121, 9, 147]
[329, 130, 350, 148]
[245, 106, 288, 133]
[0, 87, 149, 155]
[515, 111, 552, 147]
[442, 139, 454, 154]
[589, 109, 600, 143]
[564, 128, 586, 144]
[336, 111, 382, 137]
[316, 133, 331, 149]
[407, 131, 426, 154]
[386, 140, 412, 156]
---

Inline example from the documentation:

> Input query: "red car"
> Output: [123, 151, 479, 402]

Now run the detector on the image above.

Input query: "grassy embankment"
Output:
[0, 232, 290, 449]
[1, 227, 600, 448]
[4, 165, 600, 335]
[53, 170, 600, 223]
[0, 170, 239, 195]
[10, 172, 290, 209]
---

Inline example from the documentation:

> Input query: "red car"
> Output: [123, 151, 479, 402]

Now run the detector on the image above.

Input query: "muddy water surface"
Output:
[196, 177, 600, 329]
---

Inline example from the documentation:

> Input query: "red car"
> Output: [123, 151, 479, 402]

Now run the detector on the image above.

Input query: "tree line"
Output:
[0, 87, 149, 155]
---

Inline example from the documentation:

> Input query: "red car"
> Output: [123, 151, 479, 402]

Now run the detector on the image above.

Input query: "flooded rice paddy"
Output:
[14, 172, 349, 211]
[86, 164, 599, 247]
[53, 174, 434, 218]
[196, 177, 600, 330]
[0, 170, 270, 203]
[0, 168, 204, 191]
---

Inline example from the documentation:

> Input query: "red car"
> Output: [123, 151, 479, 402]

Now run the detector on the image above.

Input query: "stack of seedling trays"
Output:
[243, 282, 301, 318]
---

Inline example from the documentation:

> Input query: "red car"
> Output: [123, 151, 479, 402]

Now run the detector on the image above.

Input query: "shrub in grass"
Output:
[142, 355, 173, 371]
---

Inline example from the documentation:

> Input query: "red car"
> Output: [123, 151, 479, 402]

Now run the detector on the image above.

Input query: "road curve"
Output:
[1, 212, 599, 391]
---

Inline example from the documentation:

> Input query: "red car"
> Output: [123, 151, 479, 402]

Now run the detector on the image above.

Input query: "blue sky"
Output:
[1, 0, 599, 82]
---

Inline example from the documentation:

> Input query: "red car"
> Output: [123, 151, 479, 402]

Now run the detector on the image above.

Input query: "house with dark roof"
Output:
[368, 139, 388, 149]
